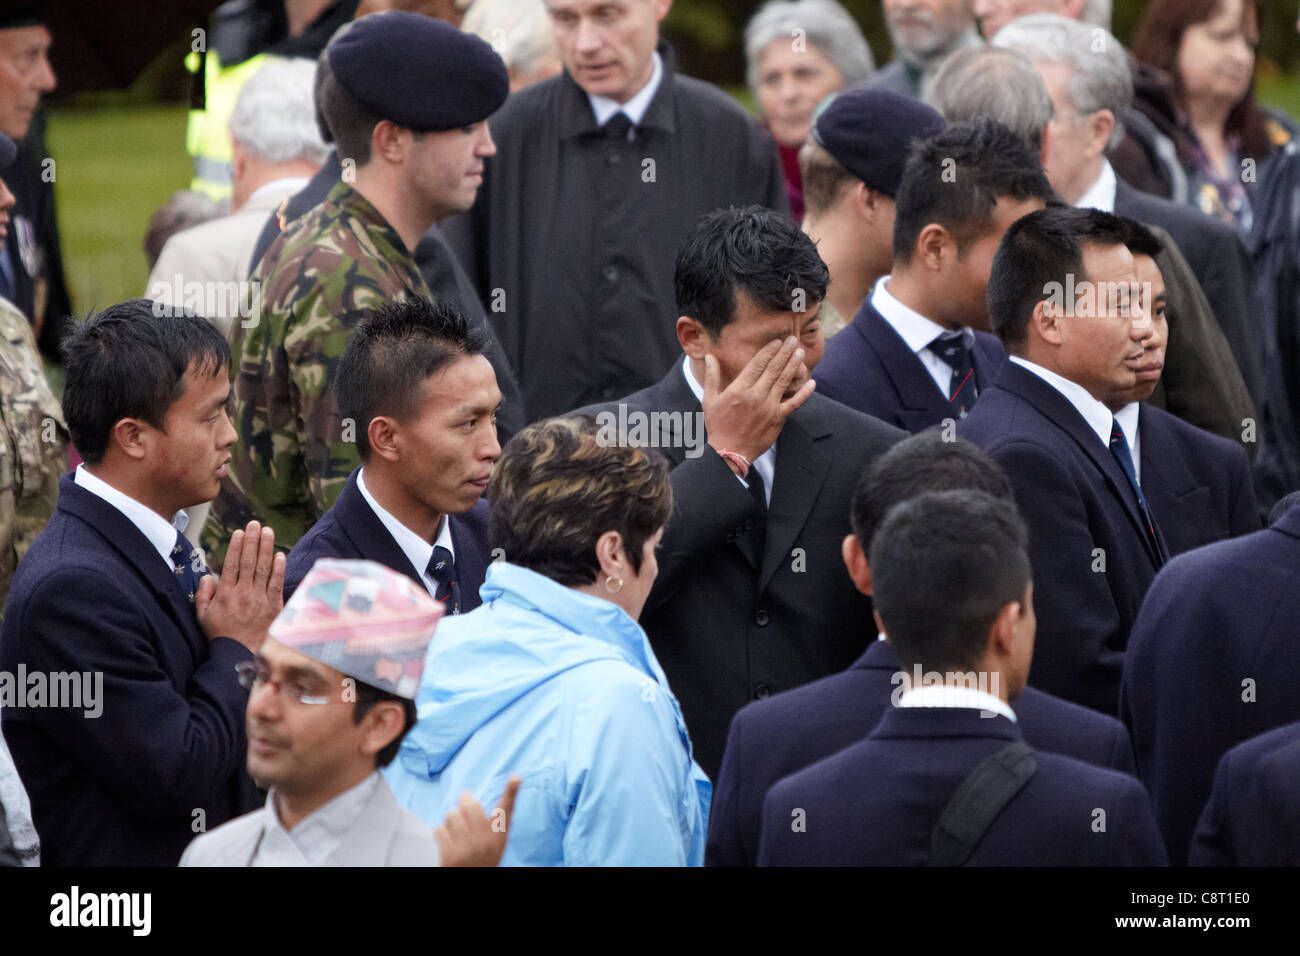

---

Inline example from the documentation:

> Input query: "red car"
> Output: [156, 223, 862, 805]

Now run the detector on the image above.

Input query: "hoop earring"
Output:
[604, 575, 624, 594]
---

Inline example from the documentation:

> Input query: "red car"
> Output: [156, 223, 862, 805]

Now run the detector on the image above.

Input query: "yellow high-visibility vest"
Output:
[184, 49, 279, 201]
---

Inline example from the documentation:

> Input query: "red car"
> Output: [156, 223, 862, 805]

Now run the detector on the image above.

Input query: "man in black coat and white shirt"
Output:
[578, 207, 903, 778]
[445, 0, 789, 421]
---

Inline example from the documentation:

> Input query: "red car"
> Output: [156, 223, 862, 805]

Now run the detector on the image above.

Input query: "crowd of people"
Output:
[0, 0, 1299, 867]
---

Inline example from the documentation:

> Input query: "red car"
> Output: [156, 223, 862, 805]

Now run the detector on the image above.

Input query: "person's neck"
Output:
[1066, 158, 1107, 207]
[362, 465, 445, 544]
[600, 48, 658, 105]
[233, 159, 320, 213]
[273, 765, 374, 832]
[884, 267, 961, 331]
[571, 579, 636, 620]
[1184, 97, 1235, 170]
[285, 0, 332, 37]
[804, 213, 877, 323]
[351, 170, 435, 255]
[84, 462, 179, 523]
[1019, 347, 1108, 403]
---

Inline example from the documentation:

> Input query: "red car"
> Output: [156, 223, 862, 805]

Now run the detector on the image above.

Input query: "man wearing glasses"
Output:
[181, 559, 517, 866]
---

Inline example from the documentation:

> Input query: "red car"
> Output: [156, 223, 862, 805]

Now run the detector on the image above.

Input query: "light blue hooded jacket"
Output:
[385, 562, 711, 866]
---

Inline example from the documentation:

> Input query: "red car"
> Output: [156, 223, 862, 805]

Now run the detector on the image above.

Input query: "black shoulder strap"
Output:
[929, 741, 1037, 867]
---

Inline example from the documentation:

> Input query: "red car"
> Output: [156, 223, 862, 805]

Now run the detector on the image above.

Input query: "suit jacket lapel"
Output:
[333, 470, 426, 588]
[759, 403, 832, 592]
[57, 476, 205, 662]
[998, 366, 1163, 568]
[449, 508, 489, 600]
[861, 304, 952, 430]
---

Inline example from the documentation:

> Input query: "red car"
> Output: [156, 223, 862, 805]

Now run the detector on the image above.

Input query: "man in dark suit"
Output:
[1190, 720, 1300, 867]
[756, 490, 1166, 866]
[706, 431, 1139, 867]
[816, 119, 1053, 431]
[991, 14, 1264, 412]
[933, 33, 1258, 451]
[287, 296, 497, 609]
[0, 300, 284, 866]
[1122, 506, 1300, 865]
[1110, 221, 1259, 556]
[577, 206, 904, 778]
[960, 207, 1166, 715]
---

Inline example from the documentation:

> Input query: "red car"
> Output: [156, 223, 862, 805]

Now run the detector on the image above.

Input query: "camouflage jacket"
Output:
[203, 181, 428, 563]
[0, 298, 67, 617]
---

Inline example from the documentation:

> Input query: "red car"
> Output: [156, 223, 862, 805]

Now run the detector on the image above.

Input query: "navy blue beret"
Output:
[812, 89, 947, 198]
[328, 12, 509, 131]
[0, 135, 15, 174]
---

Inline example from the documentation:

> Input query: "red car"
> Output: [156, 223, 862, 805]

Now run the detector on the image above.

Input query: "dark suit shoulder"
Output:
[802, 391, 905, 445]
[1142, 402, 1248, 464]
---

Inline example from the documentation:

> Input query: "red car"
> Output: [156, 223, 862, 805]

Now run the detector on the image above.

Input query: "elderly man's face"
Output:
[973, 0, 1084, 41]
[883, 0, 976, 60]
[0, 26, 55, 139]
[546, 0, 670, 103]
[1036, 59, 1106, 205]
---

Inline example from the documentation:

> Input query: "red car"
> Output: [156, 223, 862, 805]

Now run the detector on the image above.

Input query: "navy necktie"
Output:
[427, 545, 461, 614]
[1109, 419, 1158, 543]
[929, 330, 978, 417]
[170, 530, 209, 605]
[602, 112, 633, 141]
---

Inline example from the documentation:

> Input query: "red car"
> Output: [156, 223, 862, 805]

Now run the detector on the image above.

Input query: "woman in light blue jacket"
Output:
[385, 416, 711, 865]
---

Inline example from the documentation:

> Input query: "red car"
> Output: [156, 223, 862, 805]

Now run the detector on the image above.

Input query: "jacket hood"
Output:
[396, 562, 669, 777]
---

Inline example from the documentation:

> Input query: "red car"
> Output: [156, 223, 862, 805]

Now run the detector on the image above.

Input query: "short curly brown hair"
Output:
[488, 416, 673, 587]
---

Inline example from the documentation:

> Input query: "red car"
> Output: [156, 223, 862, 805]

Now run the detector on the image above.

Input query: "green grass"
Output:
[1257, 72, 1300, 125]
[46, 103, 194, 315]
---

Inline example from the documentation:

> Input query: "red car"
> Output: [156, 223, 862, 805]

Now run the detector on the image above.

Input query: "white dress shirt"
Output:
[356, 468, 454, 599]
[1113, 401, 1142, 485]
[897, 684, 1018, 722]
[871, 275, 964, 398]
[588, 52, 664, 134]
[246, 175, 311, 208]
[1074, 160, 1118, 213]
[251, 773, 382, 866]
[74, 464, 189, 571]
[682, 356, 774, 506]
[1008, 355, 1116, 447]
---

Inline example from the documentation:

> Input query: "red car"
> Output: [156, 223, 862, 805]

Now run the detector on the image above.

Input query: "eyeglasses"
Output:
[235, 661, 333, 706]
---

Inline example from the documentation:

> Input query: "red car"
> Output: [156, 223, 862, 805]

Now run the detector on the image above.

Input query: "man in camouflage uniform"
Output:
[0, 133, 64, 617]
[204, 12, 508, 561]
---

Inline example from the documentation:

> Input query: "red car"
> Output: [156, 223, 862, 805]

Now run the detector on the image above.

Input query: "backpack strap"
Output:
[929, 741, 1037, 866]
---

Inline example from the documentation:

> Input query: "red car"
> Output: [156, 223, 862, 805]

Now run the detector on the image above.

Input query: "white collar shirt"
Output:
[356, 468, 454, 599]
[1074, 160, 1118, 213]
[588, 52, 663, 136]
[897, 684, 1018, 722]
[251, 773, 383, 867]
[872, 275, 969, 398]
[682, 356, 775, 505]
[74, 464, 190, 571]
[1008, 356, 1116, 454]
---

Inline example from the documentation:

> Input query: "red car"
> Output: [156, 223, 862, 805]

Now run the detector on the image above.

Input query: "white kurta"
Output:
[179, 772, 441, 867]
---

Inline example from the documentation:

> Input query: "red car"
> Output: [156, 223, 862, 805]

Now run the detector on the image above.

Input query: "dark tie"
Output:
[602, 112, 633, 141]
[929, 330, 978, 417]
[170, 530, 209, 604]
[1108, 419, 1158, 543]
[427, 545, 462, 615]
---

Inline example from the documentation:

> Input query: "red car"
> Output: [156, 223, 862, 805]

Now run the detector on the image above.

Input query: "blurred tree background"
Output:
[46, 0, 1300, 317]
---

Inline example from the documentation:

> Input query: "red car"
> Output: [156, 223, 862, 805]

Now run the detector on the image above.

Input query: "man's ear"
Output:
[988, 600, 1021, 660]
[1088, 109, 1115, 158]
[370, 119, 408, 165]
[110, 418, 149, 462]
[915, 223, 951, 273]
[359, 700, 408, 760]
[367, 416, 400, 462]
[853, 182, 878, 223]
[677, 315, 709, 359]
[841, 533, 873, 596]
[1030, 297, 1064, 346]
